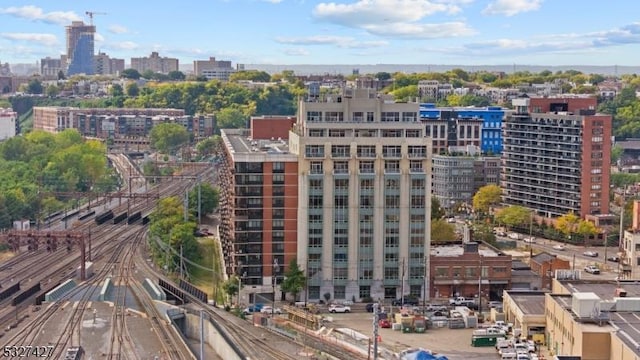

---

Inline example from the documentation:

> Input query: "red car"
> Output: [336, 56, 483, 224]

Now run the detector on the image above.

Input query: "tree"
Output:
[431, 219, 456, 244]
[375, 72, 392, 81]
[189, 184, 220, 217]
[495, 206, 531, 230]
[431, 197, 445, 220]
[222, 275, 240, 304]
[555, 211, 579, 240]
[168, 71, 186, 81]
[149, 123, 190, 154]
[46, 84, 59, 98]
[576, 220, 598, 245]
[142, 70, 156, 80]
[196, 136, 220, 158]
[280, 258, 306, 301]
[472, 184, 502, 214]
[230, 70, 271, 83]
[110, 84, 124, 97]
[121, 68, 141, 79]
[611, 144, 623, 165]
[216, 107, 247, 129]
[57, 70, 66, 80]
[126, 82, 140, 97]
[26, 79, 43, 94]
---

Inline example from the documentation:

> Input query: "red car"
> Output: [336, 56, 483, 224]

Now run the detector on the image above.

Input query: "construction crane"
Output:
[85, 11, 107, 25]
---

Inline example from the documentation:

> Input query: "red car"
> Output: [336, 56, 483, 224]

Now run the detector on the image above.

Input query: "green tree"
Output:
[611, 144, 623, 165]
[431, 219, 456, 244]
[142, 70, 157, 80]
[495, 206, 531, 230]
[46, 84, 59, 98]
[431, 197, 445, 220]
[26, 79, 43, 94]
[216, 107, 248, 129]
[392, 85, 419, 101]
[121, 68, 141, 79]
[110, 84, 124, 97]
[576, 220, 598, 246]
[230, 70, 271, 82]
[126, 82, 140, 97]
[189, 183, 220, 217]
[472, 184, 502, 214]
[222, 275, 240, 304]
[168, 71, 186, 81]
[375, 72, 392, 81]
[196, 136, 220, 158]
[149, 123, 190, 154]
[280, 258, 306, 301]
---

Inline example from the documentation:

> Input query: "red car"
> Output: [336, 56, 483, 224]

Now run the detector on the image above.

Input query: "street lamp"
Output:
[272, 258, 280, 317]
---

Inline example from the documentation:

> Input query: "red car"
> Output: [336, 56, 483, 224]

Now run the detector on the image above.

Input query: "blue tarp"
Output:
[401, 350, 449, 360]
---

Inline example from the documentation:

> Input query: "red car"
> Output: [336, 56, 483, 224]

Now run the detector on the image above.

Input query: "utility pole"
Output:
[478, 255, 483, 315]
[400, 258, 405, 307]
[372, 303, 379, 360]
[198, 177, 202, 225]
[180, 244, 184, 279]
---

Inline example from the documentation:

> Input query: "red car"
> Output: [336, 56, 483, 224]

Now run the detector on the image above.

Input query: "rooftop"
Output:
[221, 128, 297, 162]
[505, 291, 547, 315]
[560, 280, 640, 300]
[431, 245, 501, 258]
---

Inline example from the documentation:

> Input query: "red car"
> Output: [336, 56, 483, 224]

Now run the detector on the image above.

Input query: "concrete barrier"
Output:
[143, 278, 166, 301]
[44, 279, 76, 302]
[98, 277, 112, 301]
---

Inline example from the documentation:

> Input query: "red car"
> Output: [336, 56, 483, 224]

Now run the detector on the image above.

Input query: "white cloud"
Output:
[108, 24, 129, 34]
[261, 0, 283, 3]
[109, 41, 139, 50]
[276, 35, 388, 48]
[482, 0, 542, 17]
[283, 48, 310, 56]
[312, 0, 475, 39]
[0, 33, 58, 46]
[0, 5, 81, 25]
[94, 33, 105, 43]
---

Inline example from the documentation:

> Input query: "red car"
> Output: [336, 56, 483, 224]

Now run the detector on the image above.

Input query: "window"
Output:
[309, 129, 324, 137]
[332, 145, 350, 158]
[359, 161, 374, 174]
[309, 237, 322, 247]
[307, 111, 321, 122]
[383, 145, 402, 157]
[361, 179, 374, 190]
[385, 160, 400, 173]
[328, 129, 346, 137]
[273, 174, 285, 184]
[591, 136, 603, 143]
[357, 145, 376, 158]
[381, 112, 400, 122]
[385, 253, 399, 262]
[272, 219, 284, 229]
[306, 145, 324, 157]
[410, 160, 424, 173]
[359, 286, 371, 299]
[465, 267, 477, 278]
[366, 112, 374, 122]
[334, 161, 349, 174]
[309, 195, 323, 208]
[272, 185, 284, 196]
[335, 178, 348, 189]
[411, 195, 425, 208]
[385, 195, 400, 208]
[384, 267, 399, 280]
[402, 112, 417, 122]
[412, 179, 425, 189]
[310, 161, 323, 174]
[435, 267, 448, 277]
[386, 178, 399, 189]
[334, 286, 346, 299]
[406, 129, 421, 137]
[272, 162, 284, 172]
[360, 195, 373, 207]
[325, 111, 344, 122]
[408, 146, 426, 158]
[335, 195, 348, 207]
[309, 179, 322, 190]
[382, 129, 402, 137]
[334, 237, 348, 248]
[452, 267, 461, 278]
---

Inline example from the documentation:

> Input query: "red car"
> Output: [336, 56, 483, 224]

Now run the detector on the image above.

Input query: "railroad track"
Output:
[134, 251, 299, 360]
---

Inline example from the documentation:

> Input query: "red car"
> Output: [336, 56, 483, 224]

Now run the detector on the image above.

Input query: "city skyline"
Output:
[1, 1, 640, 67]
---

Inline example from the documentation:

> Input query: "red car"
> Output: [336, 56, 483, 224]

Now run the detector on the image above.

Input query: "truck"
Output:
[449, 296, 475, 306]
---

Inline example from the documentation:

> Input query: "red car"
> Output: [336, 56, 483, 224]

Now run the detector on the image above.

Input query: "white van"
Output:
[501, 352, 517, 360]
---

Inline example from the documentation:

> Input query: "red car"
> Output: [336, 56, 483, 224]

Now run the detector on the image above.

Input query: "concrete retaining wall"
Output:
[183, 311, 244, 360]
[45, 279, 76, 302]
[99, 277, 112, 301]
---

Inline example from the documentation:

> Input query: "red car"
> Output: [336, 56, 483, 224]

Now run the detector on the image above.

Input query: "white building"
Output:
[622, 200, 640, 279]
[0, 108, 17, 140]
[289, 88, 432, 302]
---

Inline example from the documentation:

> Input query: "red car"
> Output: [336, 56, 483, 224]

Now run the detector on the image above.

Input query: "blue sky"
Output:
[1, 1, 639, 67]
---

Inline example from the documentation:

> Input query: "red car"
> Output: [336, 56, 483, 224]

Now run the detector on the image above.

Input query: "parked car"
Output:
[392, 297, 419, 306]
[607, 256, 620, 263]
[523, 236, 536, 243]
[260, 306, 282, 314]
[328, 304, 351, 313]
[584, 265, 601, 274]
[583, 251, 599, 257]
[553, 244, 566, 251]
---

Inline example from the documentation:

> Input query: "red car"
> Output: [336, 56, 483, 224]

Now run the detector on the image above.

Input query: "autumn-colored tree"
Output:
[431, 219, 456, 244]
[576, 220, 598, 245]
[555, 211, 580, 241]
[472, 184, 502, 214]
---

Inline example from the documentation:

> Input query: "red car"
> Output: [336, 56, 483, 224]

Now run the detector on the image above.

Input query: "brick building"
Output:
[430, 242, 512, 300]
[529, 252, 570, 290]
[250, 116, 296, 141]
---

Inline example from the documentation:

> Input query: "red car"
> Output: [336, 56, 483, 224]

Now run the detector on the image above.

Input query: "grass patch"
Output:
[189, 236, 225, 304]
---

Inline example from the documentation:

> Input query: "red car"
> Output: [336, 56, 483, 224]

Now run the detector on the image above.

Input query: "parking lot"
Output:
[325, 312, 499, 360]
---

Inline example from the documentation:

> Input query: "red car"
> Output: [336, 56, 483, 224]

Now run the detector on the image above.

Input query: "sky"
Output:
[1, 1, 640, 67]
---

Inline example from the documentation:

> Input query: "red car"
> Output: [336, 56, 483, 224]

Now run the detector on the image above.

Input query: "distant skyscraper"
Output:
[66, 21, 95, 75]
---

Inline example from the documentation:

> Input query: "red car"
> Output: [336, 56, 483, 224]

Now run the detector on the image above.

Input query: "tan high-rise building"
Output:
[130, 52, 178, 74]
[193, 57, 235, 81]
